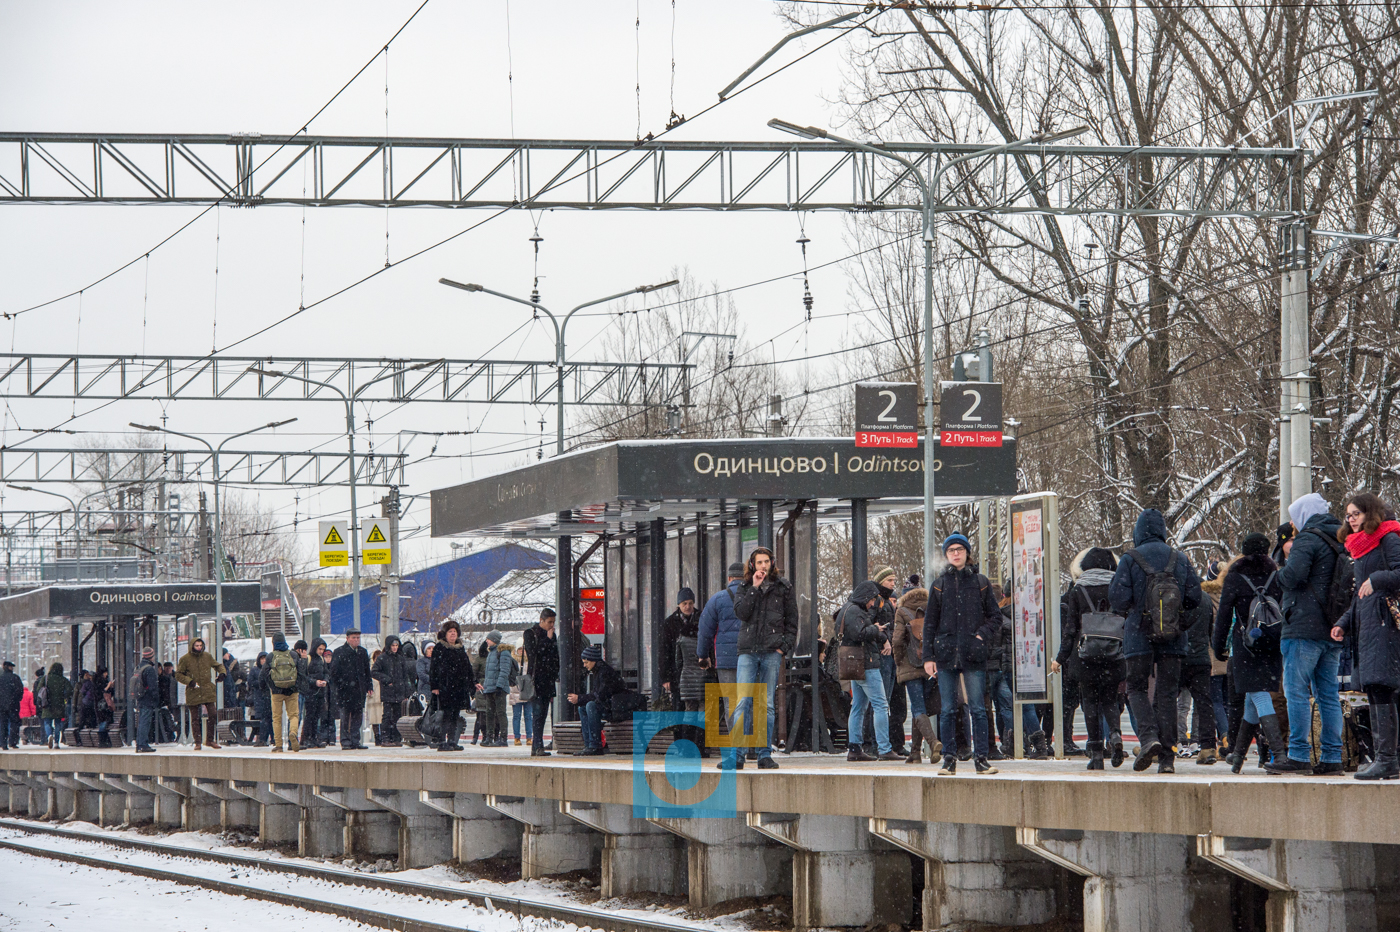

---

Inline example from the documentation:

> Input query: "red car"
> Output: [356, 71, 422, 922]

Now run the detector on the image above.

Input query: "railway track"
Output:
[0, 816, 698, 932]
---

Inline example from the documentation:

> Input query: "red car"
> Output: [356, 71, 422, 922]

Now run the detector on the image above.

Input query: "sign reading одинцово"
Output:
[854, 381, 918, 448]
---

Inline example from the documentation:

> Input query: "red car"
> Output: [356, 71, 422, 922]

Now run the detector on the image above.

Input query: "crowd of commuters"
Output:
[3, 489, 1396, 780]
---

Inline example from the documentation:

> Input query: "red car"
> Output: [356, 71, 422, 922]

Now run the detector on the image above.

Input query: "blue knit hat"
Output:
[580, 644, 603, 662]
[942, 533, 971, 554]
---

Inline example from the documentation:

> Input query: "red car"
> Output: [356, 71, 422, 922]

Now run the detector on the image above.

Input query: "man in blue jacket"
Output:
[1109, 508, 1203, 773]
[697, 562, 744, 768]
[1271, 492, 1346, 774]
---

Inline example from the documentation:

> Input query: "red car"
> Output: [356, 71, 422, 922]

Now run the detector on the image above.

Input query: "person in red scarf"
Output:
[1332, 491, 1400, 780]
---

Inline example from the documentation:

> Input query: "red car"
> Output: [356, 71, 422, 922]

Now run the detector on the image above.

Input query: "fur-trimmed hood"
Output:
[896, 587, 928, 614]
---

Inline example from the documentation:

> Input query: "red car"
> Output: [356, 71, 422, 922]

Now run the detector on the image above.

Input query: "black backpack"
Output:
[1245, 571, 1284, 631]
[1304, 529, 1356, 626]
[1075, 588, 1125, 662]
[1128, 550, 1184, 645]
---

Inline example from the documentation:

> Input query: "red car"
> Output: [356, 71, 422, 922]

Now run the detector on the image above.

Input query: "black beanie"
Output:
[1241, 532, 1270, 557]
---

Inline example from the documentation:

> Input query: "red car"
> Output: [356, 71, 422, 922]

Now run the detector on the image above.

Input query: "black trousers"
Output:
[0, 708, 18, 748]
[301, 694, 326, 746]
[443, 705, 464, 747]
[1078, 659, 1126, 745]
[531, 695, 552, 750]
[381, 701, 402, 743]
[888, 676, 907, 751]
[1179, 663, 1216, 748]
[1127, 651, 1181, 749]
[340, 702, 364, 747]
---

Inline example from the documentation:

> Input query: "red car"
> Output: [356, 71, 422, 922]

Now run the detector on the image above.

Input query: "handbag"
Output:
[417, 695, 447, 742]
[517, 671, 536, 703]
[836, 603, 867, 681]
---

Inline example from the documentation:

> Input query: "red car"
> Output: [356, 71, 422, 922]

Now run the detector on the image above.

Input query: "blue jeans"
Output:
[849, 667, 891, 754]
[905, 679, 927, 717]
[42, 718, 64, 743]
[579, 699, 604, 749]
[513, 701, 534, 740]
[733, 651, 782, 761]
[1282, 638, 1343, 764]
[938, 668, 990, 757]
[137, 706, 156, 750]
[1242, 691, 1275, 724]
[988, 671, 1016, 743]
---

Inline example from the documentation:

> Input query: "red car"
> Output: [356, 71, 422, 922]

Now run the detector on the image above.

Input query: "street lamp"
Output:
[438, 276, 680, 716]
[767, 118, 1087, 598]
[439, 278, 680, 455]
[6, 483, 136, 585]
[242, 361, 441, 636]
[131, 419, 296, 695]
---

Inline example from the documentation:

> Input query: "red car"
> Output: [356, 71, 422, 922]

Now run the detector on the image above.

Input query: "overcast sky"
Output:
[0, 1, 876, 572]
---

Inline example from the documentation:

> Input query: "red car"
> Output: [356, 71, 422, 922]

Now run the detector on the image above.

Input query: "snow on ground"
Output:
[0, 822, 777, 930]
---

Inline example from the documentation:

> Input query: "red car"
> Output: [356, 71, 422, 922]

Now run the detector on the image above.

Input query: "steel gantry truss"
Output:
[0, 353, 692, 408]
[0, 133, 1299, 218]
[0, 447, 406, 487]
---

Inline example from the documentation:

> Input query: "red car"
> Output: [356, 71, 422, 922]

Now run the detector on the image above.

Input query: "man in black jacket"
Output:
[0, 660, 22, 750]
[523, 609, 559, 757]
[371, 635, 412, 746]
[298, 639, 329, 748]
[134, 647, 161, 753]
[659, 589, 697, 712]
[568, 644, 623, 755]
[922, 533, 1002, 775]
[330, 630, 373, 749]
[731, 546, 797, 771]
[158, 662, 177, 743]
[1273, 492, 1346, 774]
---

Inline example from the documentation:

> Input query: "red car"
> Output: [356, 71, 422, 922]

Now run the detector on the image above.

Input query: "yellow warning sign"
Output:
[362, 521, 392, 566]
[318, 520, 349, 568]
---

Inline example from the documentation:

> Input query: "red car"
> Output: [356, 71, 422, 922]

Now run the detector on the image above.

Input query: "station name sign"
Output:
[49, 582, 262, 617]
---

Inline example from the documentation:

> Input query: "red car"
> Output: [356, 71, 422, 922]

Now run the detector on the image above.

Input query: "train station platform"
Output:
[2, 744, 1396, 931]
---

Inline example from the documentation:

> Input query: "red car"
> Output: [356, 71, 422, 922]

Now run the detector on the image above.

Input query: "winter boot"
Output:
[906, 714, 936, 764]
[1257, 714, 1288, 770]
[937, 754, 956, 775]
[847, 744, 873, 762]
[1230, 720, 1259, 774]
[1026, 731, 1048, 760]
[1086, 740, 1105, 771]
[1109, 732, 1125, 768]
[974, 756, 998, 774]
[1133, 735, 1162, 772]
[1157, 751, 1175, 774]
[1356, 702, 1400, 781]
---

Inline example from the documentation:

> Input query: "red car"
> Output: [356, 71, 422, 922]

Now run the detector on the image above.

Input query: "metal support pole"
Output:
[557, 525, 574, 720]
[649, 519, 666, 702]
[851, 498, 868, 584]
[696, 513, 709, 605]
[1284, 258, 1312, 509]
[382, 487, 401, 638]
[808, 505, 826, 754]
[756, 500, 774, 551]
[126, 615, 137, 747]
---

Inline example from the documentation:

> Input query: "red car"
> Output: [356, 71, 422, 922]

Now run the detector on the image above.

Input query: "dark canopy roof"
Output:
[0, 582, 261, 628]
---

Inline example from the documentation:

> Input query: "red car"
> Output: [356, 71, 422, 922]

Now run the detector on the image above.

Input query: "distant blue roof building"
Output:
[328, 542, 553, 634]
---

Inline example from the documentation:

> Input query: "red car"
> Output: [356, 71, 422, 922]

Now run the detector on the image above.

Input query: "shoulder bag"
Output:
[836, 603, 867, 681]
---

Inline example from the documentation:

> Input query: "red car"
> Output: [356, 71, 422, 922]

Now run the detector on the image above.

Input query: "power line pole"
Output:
[1280, 219, 1311, 521]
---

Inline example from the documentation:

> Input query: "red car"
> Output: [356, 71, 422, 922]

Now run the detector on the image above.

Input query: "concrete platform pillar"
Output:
[749, 812, 910, 930]
[270, 783, 344, 858]
[1198, 834, 1378, 932]
[0, 774, 20, 814]
[72, 772, 125, 826]
[157, 776, 220, 833]
[872, 818, 1062, 929]
[1019, 828, 1229, 932]
[128, 776, 183, 830]
[46, 773, 91, 823]
[368, 788, 453, 869]
[563, 801, 687, 897]
[651, 815, 793, 910]
[192, 778, 257, 833]
[419, 791, 522, 865]
[314, 785, 397, 861]
[487, 794, 602, 880]
[230, 781, 299, 847]
[100, 774, 154, 826]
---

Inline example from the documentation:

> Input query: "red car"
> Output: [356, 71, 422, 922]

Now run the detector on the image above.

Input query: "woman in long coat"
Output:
[428, 620, 475, 751]
[1333, 492, 1400, 780]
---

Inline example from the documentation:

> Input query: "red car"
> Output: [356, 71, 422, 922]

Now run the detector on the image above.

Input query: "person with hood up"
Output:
[0, 660, 24, 750]
[266, 633, 301, 752]
[176, 639, 225, 750]
[295, 639, 326, 748]
[1053, 547, 1127, 770]
[134, 646, 161, 753]
[246, 652, 272, 745]
[1109, 508, 1203, 774]
[330, 630, 373, 749]
[221, 649, 245, 709]
[698, 564, 744, 764]
[1332, 492, 1400, 780]
[731, 547, 798, 771]
[479, 633, 515, 747]
[922, 533, 1002, 774]
[1215, 533, 1285, 773]
[838, 580, 900, 762]
[1272, 492, 1347, 774]
[39, 662, 72, 747]
[429, 620, 474, 751]
[371, 635, 413, 746]
[522, 609, 558, 757]
[415, 640, 434, 711]
[890, 586, 939, 763]
[75, 669, 98, 729]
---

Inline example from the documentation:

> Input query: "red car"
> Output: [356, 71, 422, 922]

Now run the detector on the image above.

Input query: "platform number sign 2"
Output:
[854, 382, 918, 448]
[939, 382, 1003, 447]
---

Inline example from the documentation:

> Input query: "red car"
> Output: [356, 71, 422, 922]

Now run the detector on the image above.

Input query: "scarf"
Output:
[1344, 519, 1400, 559]
[1077, 568, 1118, 588]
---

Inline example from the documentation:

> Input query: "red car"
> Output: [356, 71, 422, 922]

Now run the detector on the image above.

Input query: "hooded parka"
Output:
[175, 647, 225, 706]
[890, 588, 928, 683]
[837, 580, 889, 671]
[371, 636, 415, 704]
[429, 632, 474, 711]
[1212, 553, 1283, 694]
[1109, 509, 1203, 658]
[1278, 511, 1346, 642]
